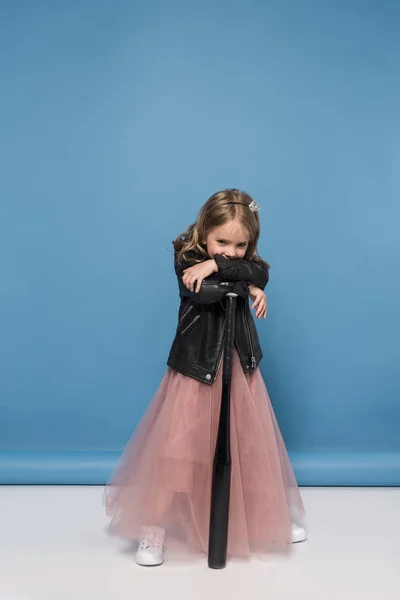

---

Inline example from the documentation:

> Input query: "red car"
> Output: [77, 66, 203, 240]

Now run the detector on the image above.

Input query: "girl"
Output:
[105, 189, 306, 566]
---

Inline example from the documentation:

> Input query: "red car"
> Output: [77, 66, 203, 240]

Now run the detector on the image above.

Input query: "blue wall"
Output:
[1, 0, 399, 485]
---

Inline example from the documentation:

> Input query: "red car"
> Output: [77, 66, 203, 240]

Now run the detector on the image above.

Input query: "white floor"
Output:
[0, 487, 399, 600]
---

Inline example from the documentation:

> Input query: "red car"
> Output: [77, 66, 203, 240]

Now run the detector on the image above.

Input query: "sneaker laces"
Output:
[139, 530, 164, 551]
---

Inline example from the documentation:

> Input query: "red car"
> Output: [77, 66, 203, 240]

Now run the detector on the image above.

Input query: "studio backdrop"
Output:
[1, 0, 399, 485]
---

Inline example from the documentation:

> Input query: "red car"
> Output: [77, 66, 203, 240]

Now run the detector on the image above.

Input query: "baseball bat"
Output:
[208, 292, 238, 569]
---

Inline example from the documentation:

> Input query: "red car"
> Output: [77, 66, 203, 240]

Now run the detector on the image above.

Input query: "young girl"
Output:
[105, 189, 306, 566]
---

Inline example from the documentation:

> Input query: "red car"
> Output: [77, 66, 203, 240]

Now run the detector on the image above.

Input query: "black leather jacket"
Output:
[167, 252, 269, 384]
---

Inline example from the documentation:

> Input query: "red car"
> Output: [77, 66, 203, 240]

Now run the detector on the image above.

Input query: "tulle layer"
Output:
[104, 351, 305, 558]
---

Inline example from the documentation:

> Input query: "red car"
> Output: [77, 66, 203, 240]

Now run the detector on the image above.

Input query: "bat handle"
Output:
[222, 293, 238, 382]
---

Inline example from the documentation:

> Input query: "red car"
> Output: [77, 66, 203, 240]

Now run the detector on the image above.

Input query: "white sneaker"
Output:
[291, 523, 307, 543]
[135, 527, 165, 566]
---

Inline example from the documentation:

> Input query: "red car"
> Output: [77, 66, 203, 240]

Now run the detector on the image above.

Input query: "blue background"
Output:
[1, 0, 399, 484]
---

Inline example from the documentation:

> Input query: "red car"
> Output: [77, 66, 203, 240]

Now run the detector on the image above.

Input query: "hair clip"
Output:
[249, 200, 260, 213]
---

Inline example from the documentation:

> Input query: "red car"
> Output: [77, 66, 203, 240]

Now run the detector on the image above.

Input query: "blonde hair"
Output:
[173, 189, 269, 269]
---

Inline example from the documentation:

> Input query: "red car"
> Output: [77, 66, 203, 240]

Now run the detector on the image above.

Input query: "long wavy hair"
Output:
[173, 189, 270, 269]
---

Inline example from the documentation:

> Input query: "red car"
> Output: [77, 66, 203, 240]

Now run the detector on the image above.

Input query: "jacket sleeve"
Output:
[174, 254, 248, 304]
[214, 254, 270, 290]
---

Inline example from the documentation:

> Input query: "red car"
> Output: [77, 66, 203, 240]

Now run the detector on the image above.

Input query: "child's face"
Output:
[205, 219, 250, 260]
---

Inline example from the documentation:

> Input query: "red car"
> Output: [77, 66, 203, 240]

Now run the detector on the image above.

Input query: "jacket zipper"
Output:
[216, 340, 224, 374]
[245, 311, 256, 370]
[179, 303, 194, 324]
[180, 314, 200, 335]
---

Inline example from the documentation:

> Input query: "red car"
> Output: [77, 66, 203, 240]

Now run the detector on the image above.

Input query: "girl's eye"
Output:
[217, 240, 226, 245]
[238, 243, 248, 248]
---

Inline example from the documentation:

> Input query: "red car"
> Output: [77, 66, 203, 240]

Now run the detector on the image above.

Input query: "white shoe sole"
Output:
[291, 531, 307, 543]
[135, 554, 164, 566]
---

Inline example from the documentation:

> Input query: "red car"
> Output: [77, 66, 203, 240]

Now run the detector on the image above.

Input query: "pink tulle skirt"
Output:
[104, 350, 305, 558]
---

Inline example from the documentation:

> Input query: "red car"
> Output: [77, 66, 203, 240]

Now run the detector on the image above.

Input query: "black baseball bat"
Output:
[208, 292, 238, 569]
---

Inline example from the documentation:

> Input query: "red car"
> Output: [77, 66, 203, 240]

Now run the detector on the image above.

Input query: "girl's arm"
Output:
[174, 254, 247, 304]
[213, 255, 269, 290]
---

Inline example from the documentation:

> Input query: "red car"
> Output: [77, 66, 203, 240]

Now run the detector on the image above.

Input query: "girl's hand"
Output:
[182, 260, 218, 293]
[248, 284, 268, 319]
